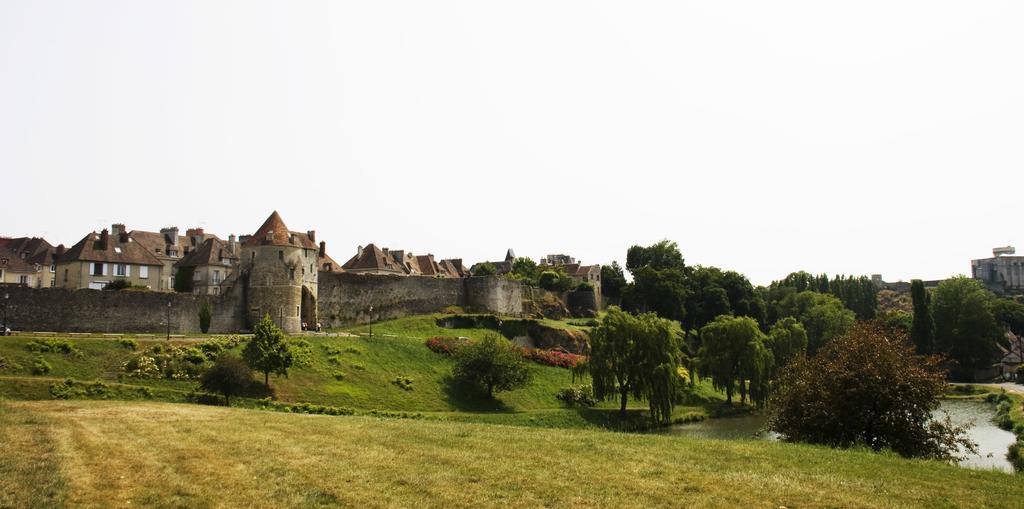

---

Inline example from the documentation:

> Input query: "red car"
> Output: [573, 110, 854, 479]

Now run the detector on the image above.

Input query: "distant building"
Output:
[0, 237, 58, 288]
[56, 229, 165, 290]
[541, 254, 576, 266]
[341, 244, 467, 278]
[870, 274, 942, 293]
[174, 237, 240, 295]
[972, 246, 1024, 294]
[472, 249, 517, 275]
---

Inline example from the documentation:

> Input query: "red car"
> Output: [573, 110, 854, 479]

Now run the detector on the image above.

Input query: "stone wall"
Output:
[464, 277, 524, 316]
[1, 286, 243, 334]
[317, 272, 467, 327]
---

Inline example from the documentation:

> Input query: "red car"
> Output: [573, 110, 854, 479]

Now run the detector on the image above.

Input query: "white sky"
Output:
[1, 1, 1022, 285]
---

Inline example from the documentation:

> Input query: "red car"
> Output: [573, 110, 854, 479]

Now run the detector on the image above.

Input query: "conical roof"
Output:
[244, 211, 294, 247]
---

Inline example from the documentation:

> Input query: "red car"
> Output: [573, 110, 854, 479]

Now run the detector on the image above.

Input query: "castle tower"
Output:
[239, 211, 319, 334]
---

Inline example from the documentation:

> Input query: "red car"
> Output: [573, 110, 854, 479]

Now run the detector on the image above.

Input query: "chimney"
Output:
[55, 244, 66, 260]
[99, 229, 110, 250]
[319, 241, 326, 258]
[228, 234, 238, 254]
[118, 231, 129, 243]
[161, 227, 179, 246]
[111, 223, 125, 236]
[357, 245, 363, 255]
[307, 230, 316, 243]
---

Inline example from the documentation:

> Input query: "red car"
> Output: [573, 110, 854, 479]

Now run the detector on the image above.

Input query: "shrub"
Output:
[332, 371, 346, 381]
[26, 338, 82, 357]
[1008, 440, 1024, 473]
[351, 363, 366, 371]
[103, 279, 132, 291]
[137, 386, 154, 399]
[199, 301, 212, 333]
[576, 282, 594, 292]
[243, 315, 294, 388]
[288, 339, 315, 367]
[116, 338, 138, 350]
[518, 348, 586, 369]
[769, 324, 976, 461]
[31, 357, 51, 375]
[555, 385, 596, 407]
[0, 355, 20, 372]
[426, 336, 467, 355]
[391, 375, 414, 391]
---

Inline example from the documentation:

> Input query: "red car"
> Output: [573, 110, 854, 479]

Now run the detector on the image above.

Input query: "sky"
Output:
[1, 1, 1022, 286]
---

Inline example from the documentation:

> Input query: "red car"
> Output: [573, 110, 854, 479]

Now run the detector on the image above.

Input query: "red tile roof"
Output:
[59, 231, 164, 266]
[175, 238, 239, 268]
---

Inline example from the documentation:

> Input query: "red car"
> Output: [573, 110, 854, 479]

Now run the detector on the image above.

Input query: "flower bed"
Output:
[518, 348, 586, 369]
[425, 336, 467, 355]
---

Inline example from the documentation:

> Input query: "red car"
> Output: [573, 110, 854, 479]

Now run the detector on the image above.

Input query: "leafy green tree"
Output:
[198, 301, 212, 334]
[473, 262, 497, 277]
[875, 310, 913, 336]
[538, 270, 561, 291]
[200, 354, 254, 406]
[509, 257, 539, 285]
[698, 315, 771, 405]
[775, 291, 855, 353]
[930, 277, 1003, 374]
[992, 298, 1024, 337]
[625, 240, 686, 272]
[910, 280, 933, 354]
[600, 261, 627, 302]
[452, 334, 533, 398]
[767, 272, 878, 321]
[243, 315, 294, 388]
[766, 317, 808, 374]
[768, 324, 976, 461]
[173, 267, 194, 293]
[587, 307, 680, 423]
[622, 266, 689, 323]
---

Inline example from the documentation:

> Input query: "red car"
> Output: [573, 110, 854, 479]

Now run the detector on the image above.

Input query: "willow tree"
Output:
[588, 306, 681, 424]
[699, 315, 772, 405]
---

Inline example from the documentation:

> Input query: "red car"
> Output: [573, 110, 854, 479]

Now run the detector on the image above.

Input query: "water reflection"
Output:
[662, 400, 1015, 472]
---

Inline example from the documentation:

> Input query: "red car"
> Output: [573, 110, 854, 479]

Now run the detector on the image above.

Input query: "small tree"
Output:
[910, 279, 933, 354]
[768, 324, 976, 461]
[510, 257, 539, 285]
[452, 334, 533, 398]
[538, 270, 561, 291]
[699, 315, 771, 405]
[766, 317, 808, 374]
[200, 354, 254, 405]
[198, 301, 212, 334]
[243, 315, 294, 388]
[473, 262, 497, 277]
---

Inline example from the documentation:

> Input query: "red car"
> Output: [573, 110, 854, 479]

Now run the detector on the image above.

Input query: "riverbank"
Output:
[947, 384, 1024, 473]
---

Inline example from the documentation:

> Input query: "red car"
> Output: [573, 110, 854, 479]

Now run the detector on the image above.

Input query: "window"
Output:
[19, 275, 28, 285]
[296, 305, 300, 316]
[50, 278, 55, 287]
[50, 264, 56, 273]
[139, 266, 149, 279]
[92, 262, 104, 276]
[289, 268, 295, 280]
[116, 264, 127, 277]
[63, 269, 68, 282]
[213, 270, 220, 284]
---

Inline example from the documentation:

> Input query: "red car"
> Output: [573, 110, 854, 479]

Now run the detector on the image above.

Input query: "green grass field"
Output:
[2, 399, 1021, 509]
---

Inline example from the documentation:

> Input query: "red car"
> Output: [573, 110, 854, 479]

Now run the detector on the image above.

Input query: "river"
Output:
[661, 400, 1017, 472]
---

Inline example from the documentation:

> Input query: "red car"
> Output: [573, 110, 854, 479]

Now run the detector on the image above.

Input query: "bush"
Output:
[1009, 440, 1024, 473]
[452, 334, 533, 398]
[768, 324, 976, 461]
[425, 336, 467, 355]
[518, 348, 586, 369]
[116, 338, 138, 350]
[332, 371, 346, 381]
[555, 385, 596, 407]
[49, 379, 110, 399]
[199, 301, 212, 333]
[31, 357, 51, 375]
[0, 355, 20, 372]
[288, 339, 315, 367]
[103, 279, 132, 291]
[391, 375, 414, 391]
[576, 282, 594, 292]
[26, 338, 82, 357]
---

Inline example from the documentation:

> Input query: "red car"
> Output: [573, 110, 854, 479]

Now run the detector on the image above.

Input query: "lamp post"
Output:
[368, 305, 373, 338]
[166, 300, 172, 341]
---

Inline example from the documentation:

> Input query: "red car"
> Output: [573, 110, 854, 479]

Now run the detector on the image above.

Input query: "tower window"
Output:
[278, 251, 284, 260]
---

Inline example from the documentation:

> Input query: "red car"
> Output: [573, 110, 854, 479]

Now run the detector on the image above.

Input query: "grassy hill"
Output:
[2, 399, 1021, 509]
[0, 314, 721, 429]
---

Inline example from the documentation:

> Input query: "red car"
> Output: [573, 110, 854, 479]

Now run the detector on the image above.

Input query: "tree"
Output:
[992, 298, 1024, 337]
[473, 262, 497, 277]
[600, 262, 627, 303]
[538, 270, 561, 291]
[198, 301, 212, 334]
[768, 324, 976, 461]
[452, 334, 533, 398]
[621, 240, 690, 323]
[243, 315, 294, 388]
[200, 354, 254, 406]
[625, 240, 686, 272]
[775, 291, 855, 353]
[930, 277, 1003, 374]
[766, 317, 808, 374]
[509, 257, 539, 285]
[910, 280, 933, 354]
[698, 315, 771, 405]
[173, 267, 194, 293]
[587, 307, 680, 424]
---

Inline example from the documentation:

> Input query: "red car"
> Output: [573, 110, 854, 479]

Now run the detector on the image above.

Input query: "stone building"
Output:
[972, 246, 1024, 294]
[174, 237, 240, 295]
[56, 229, 165, 290]
[471, 249, 517, 275]
[234, 211, 319, 333]
[341, 244, 467, 278]
[0, 237, 58, 288]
